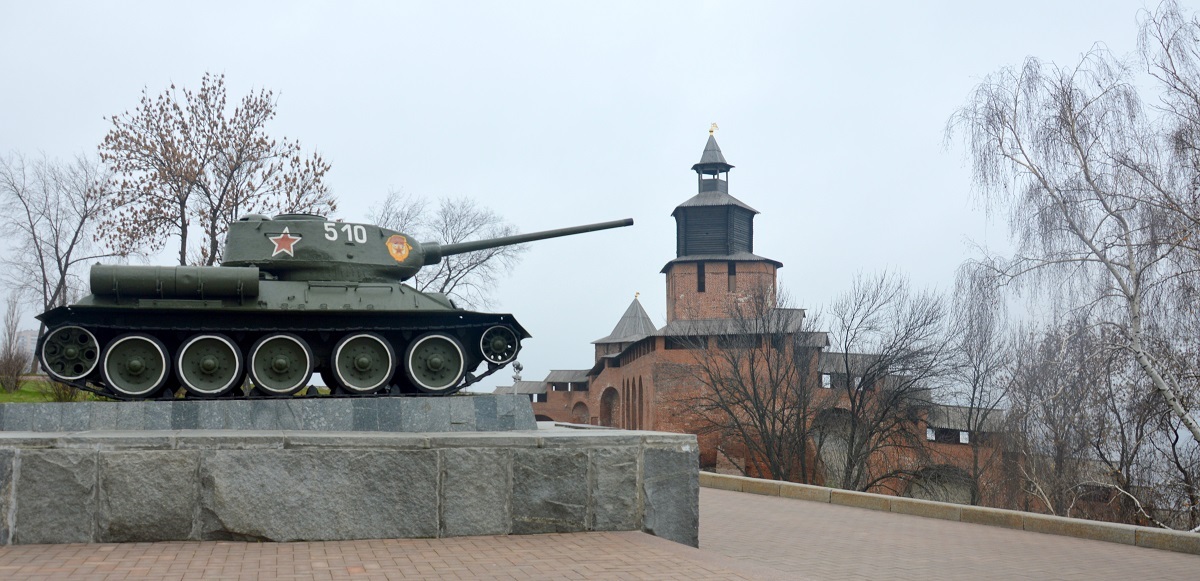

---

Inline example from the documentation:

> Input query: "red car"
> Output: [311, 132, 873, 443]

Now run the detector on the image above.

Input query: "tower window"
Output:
[697, 263, 706, 293]
[728, 262, 737, 292]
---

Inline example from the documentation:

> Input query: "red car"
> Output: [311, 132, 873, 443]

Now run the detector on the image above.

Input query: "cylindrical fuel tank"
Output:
[90, 265, 260, 299]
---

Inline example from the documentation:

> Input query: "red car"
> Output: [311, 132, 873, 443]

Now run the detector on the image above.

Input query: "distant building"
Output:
[15, 330, 38, 373]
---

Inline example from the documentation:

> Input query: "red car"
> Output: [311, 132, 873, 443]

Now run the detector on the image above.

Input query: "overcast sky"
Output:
[0, 0, 1162, 390]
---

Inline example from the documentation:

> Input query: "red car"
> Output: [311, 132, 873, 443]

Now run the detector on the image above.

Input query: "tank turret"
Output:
[37, 214, 633, 400]
[220, 214, 633, 283]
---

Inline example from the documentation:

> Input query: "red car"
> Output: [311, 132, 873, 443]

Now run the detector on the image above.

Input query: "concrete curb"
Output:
[699, 472, 1200, 556]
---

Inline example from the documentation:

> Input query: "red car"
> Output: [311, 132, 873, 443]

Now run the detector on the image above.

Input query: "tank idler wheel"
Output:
[248, 333, 313, 396]
[177, 334, 244, 397]
[331, 333, 395, 394]
[480, 325, 520, 365]
[102, 333, 171, 398]
[40, 325, 100, 382]
[405, 333, 466, 394]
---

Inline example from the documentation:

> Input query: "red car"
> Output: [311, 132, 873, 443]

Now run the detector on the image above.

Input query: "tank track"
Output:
[37, 307, 524, 401]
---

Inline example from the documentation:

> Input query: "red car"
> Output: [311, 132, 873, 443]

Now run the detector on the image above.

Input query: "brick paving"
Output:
[0, 488, 1196, 580]
[0, 531, 766, 580]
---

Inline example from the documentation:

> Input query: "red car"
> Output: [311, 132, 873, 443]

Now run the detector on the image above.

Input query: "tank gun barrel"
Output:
[422, 218, 633, 265]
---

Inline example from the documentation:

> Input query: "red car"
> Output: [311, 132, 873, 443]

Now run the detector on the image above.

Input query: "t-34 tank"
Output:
[36, 214, 633, 399]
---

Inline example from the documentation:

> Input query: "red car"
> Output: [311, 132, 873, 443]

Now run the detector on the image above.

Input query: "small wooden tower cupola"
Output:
[672, 133, 759, 258]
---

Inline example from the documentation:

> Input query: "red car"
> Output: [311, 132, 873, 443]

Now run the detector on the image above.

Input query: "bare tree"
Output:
[816, 271, 951, 493]
[949, 0, 1200, 442]
[0, 153, 125, 318]
[100, 72, 336, 266]
[1003, 320, 1101, 517]
[368, 190, 525, 308]
[944, 265, 1014, 505]
[1147, 410, 1200, 530]
[0, 295, 28, 393]
[678, 286, 829, 482]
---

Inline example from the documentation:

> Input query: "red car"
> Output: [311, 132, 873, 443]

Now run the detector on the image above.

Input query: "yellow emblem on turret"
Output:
[386, 234, 412, 262]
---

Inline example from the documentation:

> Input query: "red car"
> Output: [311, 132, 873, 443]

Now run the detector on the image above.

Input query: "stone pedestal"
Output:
[0, 394, 536, 432]
[0, 425, 699, 547]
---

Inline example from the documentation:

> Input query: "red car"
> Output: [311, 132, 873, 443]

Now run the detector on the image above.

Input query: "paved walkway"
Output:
[0, 488, 1195, 580]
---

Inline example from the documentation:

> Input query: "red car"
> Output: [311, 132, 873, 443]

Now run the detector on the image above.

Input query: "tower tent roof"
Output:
[592, 297, 658, 344]
[691, 134, 734, 173]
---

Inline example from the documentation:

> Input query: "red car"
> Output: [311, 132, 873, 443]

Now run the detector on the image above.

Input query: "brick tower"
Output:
[663, 133, 782, 322]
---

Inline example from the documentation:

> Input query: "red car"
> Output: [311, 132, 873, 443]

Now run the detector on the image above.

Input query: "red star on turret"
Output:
[269, 227, 301, 257]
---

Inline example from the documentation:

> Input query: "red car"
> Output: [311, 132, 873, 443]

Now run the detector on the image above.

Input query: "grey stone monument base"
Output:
[0, 425, 699, 547]
[0, 394, 536, 432]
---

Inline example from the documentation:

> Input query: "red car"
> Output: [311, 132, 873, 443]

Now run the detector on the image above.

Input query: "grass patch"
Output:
[0, 379, 101, 403]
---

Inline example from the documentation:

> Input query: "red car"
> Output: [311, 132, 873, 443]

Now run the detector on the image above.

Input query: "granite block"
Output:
[401, 399, 436, 432]
[98, 451, 201, 542]
[171, 401, 201, 430]
[249, 400, 277, 430]
[642, 445, 700, 547]
[29, 404, 61, 432]
[441, 448, 512, 536]
[375, 398, 404, 431]
[114, 403, 145, 430]
[274, 400, 301, 430]
[223, 400, 252, 429]
[448, 397, 476, 432]
[0, 449, 13, 544]
[144, 402, 172, 430]
[351, 399, 379, 431]
[474, 396, 499, 431]
[88, 403, 118, 431]
[59, 402, 92, 432]
[590, 446, 640, 531]
[4, 405, 33, 431]
[14, 449, 98, 544]
[197, 401, 225, 429]
[199, 449, 439, 541]
[295, 398, 352, 431]
[511, 448, 589, 534]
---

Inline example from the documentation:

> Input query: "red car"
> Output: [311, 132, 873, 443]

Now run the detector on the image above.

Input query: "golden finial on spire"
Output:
[709, 123, 719, 135]
[635, 292, 640, 300]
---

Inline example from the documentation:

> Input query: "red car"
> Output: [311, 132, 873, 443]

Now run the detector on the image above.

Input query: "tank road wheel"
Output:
[102, 333, 170, 398]
[480, 325, 520, 365]
[405, 333, 466, 394]
[331, 333, 395, 394]
[40, 325, 100, 383]
[176, 334, 244, 397]
[248, 333, 313, 396]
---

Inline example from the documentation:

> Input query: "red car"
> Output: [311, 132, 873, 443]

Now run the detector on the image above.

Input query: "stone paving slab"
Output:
[699, 488, 1200, 580]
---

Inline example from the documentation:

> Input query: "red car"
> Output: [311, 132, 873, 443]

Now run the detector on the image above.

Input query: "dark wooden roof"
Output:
[491, 381, 546, 395]
[545, 369, 590, 383]
[592, 298, 658, 344]
[672, 191, 758, 214]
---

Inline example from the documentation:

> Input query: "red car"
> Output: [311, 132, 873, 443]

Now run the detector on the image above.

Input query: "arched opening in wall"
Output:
[903, 465, 975, 505]
[813, 408, 857, 489]
[534, 414, 554, 422]
[571, 401, 590, 424]
[600, 387, 619, 427]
